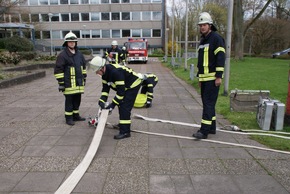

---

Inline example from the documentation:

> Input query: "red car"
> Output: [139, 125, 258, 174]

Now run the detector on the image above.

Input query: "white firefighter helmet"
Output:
[111, 40, 118, 46]
[63, 32, 78, 46]
[198, 12, 213, 25]
[122, 46, 126, 50]
[88, 56, 106, 72]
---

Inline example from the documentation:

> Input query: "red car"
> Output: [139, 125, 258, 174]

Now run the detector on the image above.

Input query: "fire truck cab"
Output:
[125, 38, 148, 64]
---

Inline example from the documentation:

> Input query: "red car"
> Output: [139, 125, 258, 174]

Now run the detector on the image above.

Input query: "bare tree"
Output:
[0, 0, 25, 22]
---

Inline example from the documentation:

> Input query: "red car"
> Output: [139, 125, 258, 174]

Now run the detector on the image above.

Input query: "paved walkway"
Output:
[0, 58, 290, 193]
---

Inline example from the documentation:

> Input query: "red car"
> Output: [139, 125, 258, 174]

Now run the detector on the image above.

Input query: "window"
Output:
[43, 31, 50, 39]
[102, 30, 110, 38]
[81, 0, 89, 3]
[131, 0, 140, 2]
[142, 11, 150, 21]
[52, 30, 61, 39]
[121, 0, 129, 2]
[142, 29, 151, 37]
[122, 12, 130, 20]
[111, 12, 120, 20]
[51, 14, 60, 22]
[41, 14, 49, 22]
[31, 14, 39, 22]
[152, 29, 161, 37]
[122, 29, 130, 37]
[111, 0, 119, 2]
[29, 0, 38, 5]
[70, 0, 78, 4]
[132, 29, 141, 37]
[91, 0, 99, 3]
[152, 11, 162, 20]
[112, 30, 120, 38]
[152, 0, 161, 2]
[50, 0, 58, 4]
[72, 30, 80, 38]
[92, 30, 101, 38]
[132, 12, 140, 21]
[82, 30, 90, 38]
[142, 0, 150, 2]
[71, 13, 79, 21]
[21, 14, 30, 22]
[62, 31, 70, 38]
[91, 13, 100, 21]
[61, 14, 69, 21]
[60, 0, 68, 4]
[101, 0, 109, 3]
[81, 13, 89, 21]
[40, 0, 49, 5]
[101, 13, 110, 20]
[35, 31, 41, 39]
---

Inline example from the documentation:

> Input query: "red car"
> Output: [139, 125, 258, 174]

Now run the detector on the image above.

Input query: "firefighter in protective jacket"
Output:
[104, 40, 125, 65]
[54, 32, 87, 125]
[89, 56, 142, 140]
[140, 73, 158, 108]
[192, 12, 225, 139]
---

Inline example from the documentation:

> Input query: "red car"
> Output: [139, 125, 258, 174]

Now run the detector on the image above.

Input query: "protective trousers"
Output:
[118, 85, 141, 134]
[64, 94, 81, 120]
[200, 80, 219, 134]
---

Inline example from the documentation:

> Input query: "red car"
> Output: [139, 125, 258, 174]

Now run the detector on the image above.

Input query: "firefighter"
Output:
[192, 12, 225, 139]
[89, 55, 142, 139]
[104, 40, 125, 65]
[54, 31, 87, 126]
[140, 73, 158, 108]
[122, 46, 128, 65]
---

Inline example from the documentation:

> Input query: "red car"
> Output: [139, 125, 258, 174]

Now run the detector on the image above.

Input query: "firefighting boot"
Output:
[73, 113, 86, 121]
[65, 115, 75, 126]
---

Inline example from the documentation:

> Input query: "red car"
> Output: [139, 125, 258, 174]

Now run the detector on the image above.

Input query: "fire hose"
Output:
[133, 114, 290, 155]
[55, 109, 109, 194]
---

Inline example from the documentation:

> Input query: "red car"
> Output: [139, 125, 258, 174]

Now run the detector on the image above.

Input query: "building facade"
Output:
[4, 0, 166, 54]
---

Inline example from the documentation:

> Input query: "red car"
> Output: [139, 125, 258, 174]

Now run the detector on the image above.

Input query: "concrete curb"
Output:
[0, 70, 46, 89]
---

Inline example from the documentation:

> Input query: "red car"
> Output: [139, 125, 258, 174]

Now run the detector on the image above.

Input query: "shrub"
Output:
[18, 51, 37, 60]
[4, 36, 34, 53]
[0, 53, 21, 65]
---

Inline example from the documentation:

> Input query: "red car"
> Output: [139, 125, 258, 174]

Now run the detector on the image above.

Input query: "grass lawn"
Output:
[164, 57, 290, 151]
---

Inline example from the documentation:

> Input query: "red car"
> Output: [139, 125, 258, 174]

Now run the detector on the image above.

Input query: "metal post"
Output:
[83, 25, 87, 49]
[223, 0, 234, 96]
[48, 13, 53, 56]
[171, 0, 174, 65]
[164, 28, 169, 62]
[184, 0, 188, 70]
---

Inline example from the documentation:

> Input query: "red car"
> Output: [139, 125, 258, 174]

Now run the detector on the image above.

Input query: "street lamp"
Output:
[48, 13, 53, 56]
[83, 25, 87, 49]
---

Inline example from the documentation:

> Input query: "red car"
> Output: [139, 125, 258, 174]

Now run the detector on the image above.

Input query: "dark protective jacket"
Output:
[141, 73, 158, 101]
[105, 47, 125, 64]
[197, 31, 225, 82]
[99, 63, 142, 106]
[54, 47, 87, 95]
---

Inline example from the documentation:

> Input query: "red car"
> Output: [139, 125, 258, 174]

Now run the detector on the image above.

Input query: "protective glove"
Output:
[105, 103, 116, 114]
[98, 101, 105, 109]
[58, 85, 65, 92]
[146, 101, 152, 108]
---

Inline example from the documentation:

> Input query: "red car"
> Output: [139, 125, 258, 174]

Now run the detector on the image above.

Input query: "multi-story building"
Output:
[3, 0, 166, 55]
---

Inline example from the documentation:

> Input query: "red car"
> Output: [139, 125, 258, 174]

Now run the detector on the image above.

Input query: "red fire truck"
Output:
[125, 38, 148, 64]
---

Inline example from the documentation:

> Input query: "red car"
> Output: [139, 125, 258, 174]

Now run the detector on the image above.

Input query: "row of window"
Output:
[27, 0, 161, 5]
[39, 29, 161, 39]
[10, 11, 162, 23]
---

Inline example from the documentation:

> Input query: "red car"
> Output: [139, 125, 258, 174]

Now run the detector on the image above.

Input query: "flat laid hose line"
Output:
[55, 109, 109, 194]
[134, 114, 290, 140]
[133, 114, 290, 155]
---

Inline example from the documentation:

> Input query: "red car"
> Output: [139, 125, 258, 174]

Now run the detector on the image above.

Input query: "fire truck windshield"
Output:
[129, 42, 146, 50]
